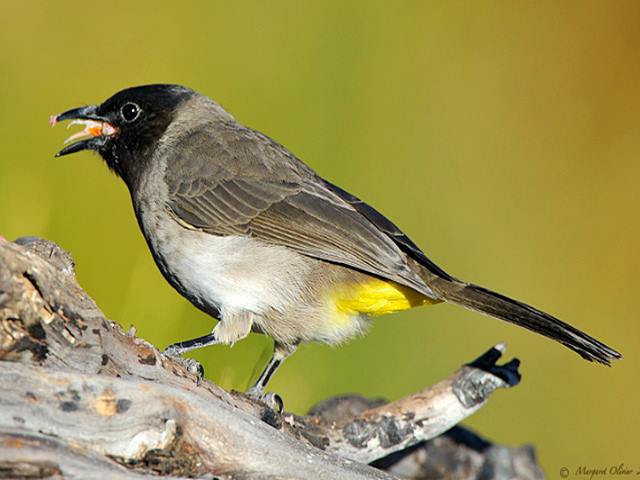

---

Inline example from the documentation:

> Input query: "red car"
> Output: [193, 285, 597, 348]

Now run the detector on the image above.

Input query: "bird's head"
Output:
[52, 84, 197, 185]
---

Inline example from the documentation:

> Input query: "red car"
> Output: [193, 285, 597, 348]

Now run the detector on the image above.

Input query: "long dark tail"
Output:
[429, 278, 622, 365]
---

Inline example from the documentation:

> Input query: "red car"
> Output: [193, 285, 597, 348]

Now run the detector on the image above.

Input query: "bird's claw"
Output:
[163, 350, 204, 385]
[246, 388, 284, 414]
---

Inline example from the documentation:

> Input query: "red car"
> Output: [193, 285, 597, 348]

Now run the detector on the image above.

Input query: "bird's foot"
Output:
[246, 387, 284, 414]
[163, 348, 205, 385]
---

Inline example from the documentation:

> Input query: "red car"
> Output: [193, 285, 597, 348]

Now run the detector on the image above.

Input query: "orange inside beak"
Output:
[62, 119, 117, 144]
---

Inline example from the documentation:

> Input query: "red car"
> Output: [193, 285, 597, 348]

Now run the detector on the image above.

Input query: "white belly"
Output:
[141, 208, 311, 316]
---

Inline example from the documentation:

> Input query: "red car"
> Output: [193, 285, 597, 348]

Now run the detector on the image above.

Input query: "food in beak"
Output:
[52, 118, 117, 144]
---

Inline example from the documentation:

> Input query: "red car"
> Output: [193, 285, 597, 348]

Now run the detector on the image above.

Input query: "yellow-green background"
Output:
[1, 1, 638, 476]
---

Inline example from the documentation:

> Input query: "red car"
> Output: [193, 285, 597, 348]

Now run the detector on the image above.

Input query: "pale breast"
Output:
[139, 202, 314, 316]
[129, 143, 312, 317]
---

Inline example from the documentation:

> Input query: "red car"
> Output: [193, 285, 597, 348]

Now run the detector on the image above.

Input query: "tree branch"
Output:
[0, 236, 541, 479]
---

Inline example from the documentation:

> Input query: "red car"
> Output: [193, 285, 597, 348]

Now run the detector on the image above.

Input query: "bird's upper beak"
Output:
[50, 105, 118, 157]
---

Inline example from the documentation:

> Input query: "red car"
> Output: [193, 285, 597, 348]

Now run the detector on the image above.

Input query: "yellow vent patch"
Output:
[333, 278, 440, 317]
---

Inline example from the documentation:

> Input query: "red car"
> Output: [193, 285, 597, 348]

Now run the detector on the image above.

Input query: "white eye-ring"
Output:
[120, 102, 141, 123]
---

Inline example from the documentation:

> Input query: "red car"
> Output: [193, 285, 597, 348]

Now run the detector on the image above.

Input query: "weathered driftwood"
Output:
[0, 236, 542, 479]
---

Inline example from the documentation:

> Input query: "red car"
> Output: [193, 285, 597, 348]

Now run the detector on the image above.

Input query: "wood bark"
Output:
[0, 236, 543, 479]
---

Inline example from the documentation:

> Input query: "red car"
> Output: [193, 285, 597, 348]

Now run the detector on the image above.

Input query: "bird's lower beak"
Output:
[51, 105, 117, 157]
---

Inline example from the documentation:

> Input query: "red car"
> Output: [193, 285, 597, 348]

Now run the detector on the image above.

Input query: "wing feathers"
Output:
[163, 123, 436, 296]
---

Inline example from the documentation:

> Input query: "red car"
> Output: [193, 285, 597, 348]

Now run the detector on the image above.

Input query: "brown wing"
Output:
[164, 122, 440, 297]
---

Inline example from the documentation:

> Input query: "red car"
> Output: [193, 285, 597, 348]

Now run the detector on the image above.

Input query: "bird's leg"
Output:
[164, 309, 253, 384]
[163, 333, 217, 383]
[164, 333, 219, 357]
[246, 342, 298, 409]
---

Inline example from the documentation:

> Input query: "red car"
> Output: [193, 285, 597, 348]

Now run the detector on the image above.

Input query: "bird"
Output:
[51, 84, 621, 398]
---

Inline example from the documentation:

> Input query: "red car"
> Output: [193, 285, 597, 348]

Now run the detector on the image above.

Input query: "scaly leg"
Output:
[164, 309, 253, 382]
[247, 342, 298, 399]
[164, 332, 219, 356]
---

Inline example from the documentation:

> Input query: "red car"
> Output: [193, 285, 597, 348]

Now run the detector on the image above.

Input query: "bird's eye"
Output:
[120, 102, 141, 123]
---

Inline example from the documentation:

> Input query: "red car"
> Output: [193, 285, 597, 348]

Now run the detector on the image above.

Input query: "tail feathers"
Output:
[432, 279, 622, 365]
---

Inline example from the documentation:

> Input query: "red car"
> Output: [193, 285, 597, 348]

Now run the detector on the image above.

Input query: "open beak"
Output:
[50, 105, 117, 157]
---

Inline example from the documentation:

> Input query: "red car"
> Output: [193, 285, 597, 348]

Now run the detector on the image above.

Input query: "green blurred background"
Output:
[1, 1, 638, 475]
